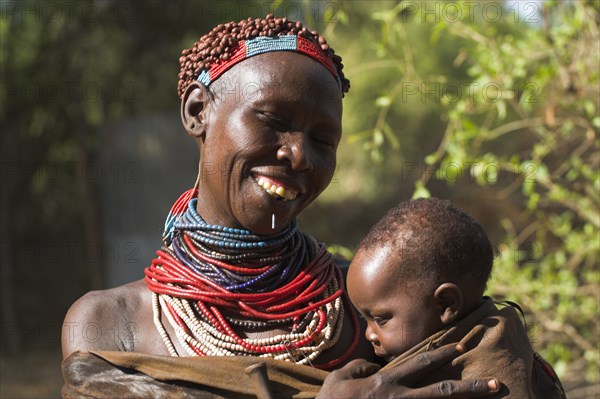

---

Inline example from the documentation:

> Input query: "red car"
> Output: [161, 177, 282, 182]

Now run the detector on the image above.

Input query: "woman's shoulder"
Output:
[61, 279, 149, 358]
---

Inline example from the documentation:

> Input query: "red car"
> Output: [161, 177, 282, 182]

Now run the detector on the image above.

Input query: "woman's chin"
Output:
[238, 211, 296, 236]
[236, 181, 308, 235]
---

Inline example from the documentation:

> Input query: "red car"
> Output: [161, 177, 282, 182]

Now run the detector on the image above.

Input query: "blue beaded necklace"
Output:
[166, 198, 316, 293]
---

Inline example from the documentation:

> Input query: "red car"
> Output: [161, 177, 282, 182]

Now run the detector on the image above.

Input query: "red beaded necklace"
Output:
[145, 190, 359, 369]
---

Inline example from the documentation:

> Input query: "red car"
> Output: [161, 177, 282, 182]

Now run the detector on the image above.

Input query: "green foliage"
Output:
[0, 0, 258, 350]
[337, 1, 599, 381]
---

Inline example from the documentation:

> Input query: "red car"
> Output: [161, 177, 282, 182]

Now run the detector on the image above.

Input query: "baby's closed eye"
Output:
[372, 317, 389, 327]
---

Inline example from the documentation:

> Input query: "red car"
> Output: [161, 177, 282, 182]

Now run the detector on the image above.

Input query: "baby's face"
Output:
[347, 245, 444, 362]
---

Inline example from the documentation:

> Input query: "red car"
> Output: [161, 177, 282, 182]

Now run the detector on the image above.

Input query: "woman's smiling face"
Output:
[187, 51, 343, 235]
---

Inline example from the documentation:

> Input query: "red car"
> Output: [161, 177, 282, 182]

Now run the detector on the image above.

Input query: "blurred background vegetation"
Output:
[1, 0, 598, 397]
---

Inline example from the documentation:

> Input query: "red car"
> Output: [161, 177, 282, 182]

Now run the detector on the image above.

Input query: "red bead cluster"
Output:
[177, 13, 349, 98]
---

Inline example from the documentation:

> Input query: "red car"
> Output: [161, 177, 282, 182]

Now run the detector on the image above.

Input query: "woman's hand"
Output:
[316, 344, 500, 398]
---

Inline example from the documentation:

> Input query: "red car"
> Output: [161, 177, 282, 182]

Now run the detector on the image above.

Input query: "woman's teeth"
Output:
[255, 177, 298, 201]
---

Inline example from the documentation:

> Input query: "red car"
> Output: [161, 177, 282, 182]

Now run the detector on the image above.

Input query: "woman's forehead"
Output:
[210, 52, 343, 105]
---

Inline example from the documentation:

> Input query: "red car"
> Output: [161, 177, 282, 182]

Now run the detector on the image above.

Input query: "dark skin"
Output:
[348, 242, 485, 363]
[62, 52, 369, 365]
[182, 53, 343, 235]
[62, 51, 499, 398]
[317, 344, 500, 399]
[348, 244, 457, 363]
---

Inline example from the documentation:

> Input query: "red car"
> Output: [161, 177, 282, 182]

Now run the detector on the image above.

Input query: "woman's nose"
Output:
[276, 133, 313, 171]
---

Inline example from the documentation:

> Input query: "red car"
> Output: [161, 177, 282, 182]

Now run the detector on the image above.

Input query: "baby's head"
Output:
[347, 197, 493, 362]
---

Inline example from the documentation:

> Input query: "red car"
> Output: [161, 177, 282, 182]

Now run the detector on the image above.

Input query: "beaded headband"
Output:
[196, 35, 342, 90]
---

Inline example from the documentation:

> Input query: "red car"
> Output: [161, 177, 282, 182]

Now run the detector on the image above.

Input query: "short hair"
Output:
[177, 14, 349, 99]
[360, 198, 493, 295]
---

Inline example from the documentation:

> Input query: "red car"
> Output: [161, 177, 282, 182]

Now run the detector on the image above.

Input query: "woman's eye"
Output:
[311, 134, 334, 148]
[258, 112, 288, 130]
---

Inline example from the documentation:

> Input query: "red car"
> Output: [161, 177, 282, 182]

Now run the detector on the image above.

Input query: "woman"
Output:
[62, 15, 500, 398]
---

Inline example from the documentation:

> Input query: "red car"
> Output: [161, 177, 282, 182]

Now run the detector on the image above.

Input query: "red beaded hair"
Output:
[177, 14, 349, 98]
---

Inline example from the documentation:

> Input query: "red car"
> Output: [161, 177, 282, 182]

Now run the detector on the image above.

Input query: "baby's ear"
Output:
[433, 283, 463, 324]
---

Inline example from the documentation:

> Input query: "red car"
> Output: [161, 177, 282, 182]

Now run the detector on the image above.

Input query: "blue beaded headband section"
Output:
[196, 35, 342, 90]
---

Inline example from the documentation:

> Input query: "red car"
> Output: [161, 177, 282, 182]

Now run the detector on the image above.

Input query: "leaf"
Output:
[382, 123, 400, 150]
[373, 129, 384, 146]
[425, 154, 437, 165]
[370, 148, 383, 164]
[375, 96, 391, 108]
[412, 181, 431, 199]
[496, 100, 507, 120]
[326, 244, 355, 260]
[346, 130, 374, 144]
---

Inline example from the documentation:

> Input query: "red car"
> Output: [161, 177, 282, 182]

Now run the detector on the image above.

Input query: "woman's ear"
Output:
[181, 81, 211, 140]
[433, 283, 464, 325]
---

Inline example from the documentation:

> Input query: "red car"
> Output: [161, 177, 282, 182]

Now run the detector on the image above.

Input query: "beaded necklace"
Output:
[145, 189, 359, 369]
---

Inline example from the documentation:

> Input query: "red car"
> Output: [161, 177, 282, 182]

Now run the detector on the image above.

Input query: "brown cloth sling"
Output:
[61, 351, 327, 399]
[61, 299, 565, 398]
[382, 298, 565, 399]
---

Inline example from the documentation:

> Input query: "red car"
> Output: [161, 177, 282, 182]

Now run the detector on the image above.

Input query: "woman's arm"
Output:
[61, 281, 147, 358]
[62, 290, 120, 358]
[316, 344, 500, 398]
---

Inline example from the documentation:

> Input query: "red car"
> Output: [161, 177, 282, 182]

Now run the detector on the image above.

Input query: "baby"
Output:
[347, 197, 565, 398]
